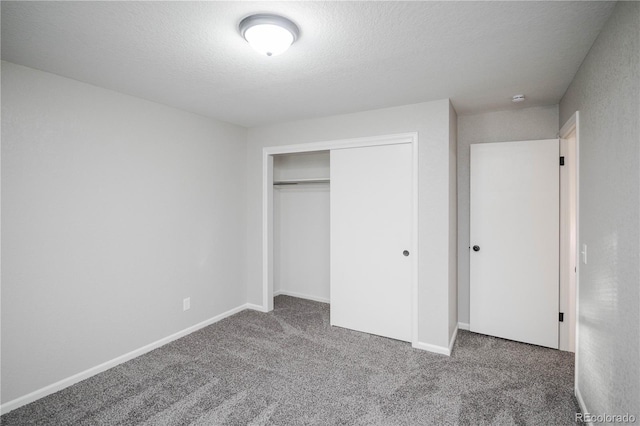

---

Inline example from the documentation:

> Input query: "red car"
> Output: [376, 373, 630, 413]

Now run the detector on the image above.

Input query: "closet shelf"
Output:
[273, 178, 330, 186]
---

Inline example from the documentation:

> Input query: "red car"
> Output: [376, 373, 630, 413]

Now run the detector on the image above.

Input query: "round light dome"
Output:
[239, 14, 299, 57]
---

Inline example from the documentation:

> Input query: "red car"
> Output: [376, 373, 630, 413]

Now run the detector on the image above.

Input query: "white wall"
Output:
[273, 152, 330, 302]
[246, 100, 457, 350]
[560, 1, 639, 417]
[273, 151, 330, 182]
[456, 105, 559, 326]
[1, 62, 248, 404]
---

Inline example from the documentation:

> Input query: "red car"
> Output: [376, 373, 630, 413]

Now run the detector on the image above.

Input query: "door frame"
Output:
[559, 122, 578, 353]
[559, 111, 581, 389]
[261, 132, 419, 344]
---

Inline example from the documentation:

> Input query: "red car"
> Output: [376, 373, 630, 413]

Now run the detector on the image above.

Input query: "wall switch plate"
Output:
[183, 297, 191, 311]
[581, 244, 587, 264]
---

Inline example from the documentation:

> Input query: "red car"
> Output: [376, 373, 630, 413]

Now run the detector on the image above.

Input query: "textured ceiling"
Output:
[1, 1, 615, 127]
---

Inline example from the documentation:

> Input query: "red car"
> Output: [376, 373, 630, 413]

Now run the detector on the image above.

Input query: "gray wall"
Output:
[456, 105, 560, 325]
[560, 1, 639, 416]
[1, 62, 248, 403]
[246, 100, 457, 350]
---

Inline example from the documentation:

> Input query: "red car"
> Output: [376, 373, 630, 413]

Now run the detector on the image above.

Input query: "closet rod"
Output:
[273, 178, 330, 186]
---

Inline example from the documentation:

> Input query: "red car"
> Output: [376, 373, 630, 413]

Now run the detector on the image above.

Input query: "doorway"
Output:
[469, 133, 578, 351]
[470, 139, 560, 348]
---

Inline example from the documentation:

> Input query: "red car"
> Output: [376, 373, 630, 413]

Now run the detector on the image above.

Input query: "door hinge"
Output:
[560, 156, 565, 166]
[559, 312, 564, 322]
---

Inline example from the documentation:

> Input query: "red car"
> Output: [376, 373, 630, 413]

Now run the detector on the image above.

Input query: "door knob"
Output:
[473, 245, 480, 252]
[403, 250, 410, 256]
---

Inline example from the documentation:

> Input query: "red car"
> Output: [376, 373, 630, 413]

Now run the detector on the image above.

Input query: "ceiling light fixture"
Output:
[239, 14, 299, 57]
[512, 94, 526, 103]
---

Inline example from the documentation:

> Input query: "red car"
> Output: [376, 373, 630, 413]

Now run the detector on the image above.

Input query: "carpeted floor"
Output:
[1, 295, 581, 425]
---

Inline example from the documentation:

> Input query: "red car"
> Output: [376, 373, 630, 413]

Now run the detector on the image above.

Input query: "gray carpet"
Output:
[2, 295, 581, 425]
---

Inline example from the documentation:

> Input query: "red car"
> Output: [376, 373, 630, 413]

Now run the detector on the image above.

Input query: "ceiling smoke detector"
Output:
[512, 94, 526, 103]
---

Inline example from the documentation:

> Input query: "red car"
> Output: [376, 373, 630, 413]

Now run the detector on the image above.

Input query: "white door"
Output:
[330, 143, 412, 342]
[470, 139, 559, 349]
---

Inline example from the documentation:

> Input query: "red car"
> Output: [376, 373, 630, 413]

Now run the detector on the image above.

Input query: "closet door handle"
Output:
[403, 250, 410, 257]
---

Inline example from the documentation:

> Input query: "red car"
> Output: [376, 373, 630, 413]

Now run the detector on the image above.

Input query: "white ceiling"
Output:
[1, 1, 615, 127]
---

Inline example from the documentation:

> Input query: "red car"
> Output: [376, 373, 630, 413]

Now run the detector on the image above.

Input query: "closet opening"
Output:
[272, 151, 330, 305]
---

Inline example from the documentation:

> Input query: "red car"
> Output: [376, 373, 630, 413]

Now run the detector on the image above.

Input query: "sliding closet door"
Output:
[330, 143, 412, 342]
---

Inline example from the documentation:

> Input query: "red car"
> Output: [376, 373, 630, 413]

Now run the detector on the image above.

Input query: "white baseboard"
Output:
[575, 386, 593, 426]
[412, 324, 458, 357]
[0, 302, 256, 415]
[245, 303, 268, 313]
[458, 322, 470, 331]
[273, 290, 330, 304]
[412, 341, 451, 356]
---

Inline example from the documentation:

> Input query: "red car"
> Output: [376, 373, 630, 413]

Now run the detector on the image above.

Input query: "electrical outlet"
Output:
[183, 297, 191, 311]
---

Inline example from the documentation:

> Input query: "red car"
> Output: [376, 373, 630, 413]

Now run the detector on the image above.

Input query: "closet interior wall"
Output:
[273, 151, 330, 303]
